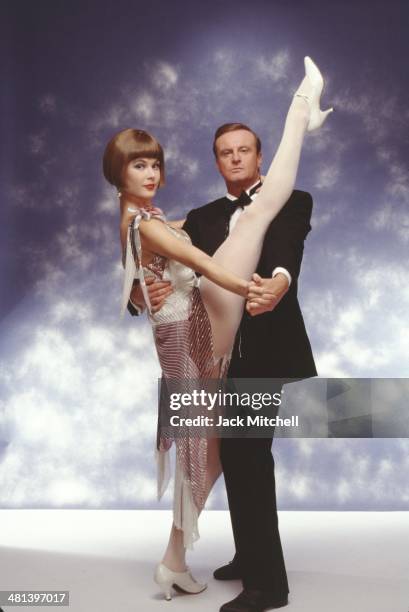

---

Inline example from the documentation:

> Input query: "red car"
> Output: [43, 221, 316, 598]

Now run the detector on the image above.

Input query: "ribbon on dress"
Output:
[120, 206, 166, 317]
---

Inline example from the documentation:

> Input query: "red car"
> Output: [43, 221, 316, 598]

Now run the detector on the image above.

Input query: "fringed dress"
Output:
[121, 206, 230, 548]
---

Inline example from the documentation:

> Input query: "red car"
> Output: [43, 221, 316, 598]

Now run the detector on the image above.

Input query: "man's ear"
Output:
[257, 151, 263, 173]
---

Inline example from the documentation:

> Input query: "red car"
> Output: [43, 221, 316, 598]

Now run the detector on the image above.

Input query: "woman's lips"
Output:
[144, 184, 156, 190]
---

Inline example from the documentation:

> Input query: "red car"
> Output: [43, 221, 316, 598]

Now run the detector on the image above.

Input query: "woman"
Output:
[103, 57, 332, 600]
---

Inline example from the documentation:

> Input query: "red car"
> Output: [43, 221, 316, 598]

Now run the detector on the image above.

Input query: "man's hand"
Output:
[130, 276, 173, 314]
[246, 273, 289, 316]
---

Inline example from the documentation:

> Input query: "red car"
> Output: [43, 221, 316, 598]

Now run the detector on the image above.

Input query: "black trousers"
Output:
[219, 393, 289, 596]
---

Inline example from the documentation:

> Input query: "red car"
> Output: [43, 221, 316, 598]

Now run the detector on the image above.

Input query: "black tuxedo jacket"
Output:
[182, 190, 317, 380]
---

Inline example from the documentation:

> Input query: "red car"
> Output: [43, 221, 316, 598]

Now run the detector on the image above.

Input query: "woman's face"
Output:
[122, 157, 161, 200]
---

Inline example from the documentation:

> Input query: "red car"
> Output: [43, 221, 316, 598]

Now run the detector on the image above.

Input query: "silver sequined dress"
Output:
[121, 206, 230, 548]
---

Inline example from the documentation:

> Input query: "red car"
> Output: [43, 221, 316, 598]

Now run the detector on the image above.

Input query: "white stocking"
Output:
[200, 92, 310, 359]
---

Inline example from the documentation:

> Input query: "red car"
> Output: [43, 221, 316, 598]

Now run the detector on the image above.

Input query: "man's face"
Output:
[214, 129, 262, 187]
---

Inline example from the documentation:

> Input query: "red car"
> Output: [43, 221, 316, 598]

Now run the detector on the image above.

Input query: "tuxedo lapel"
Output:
[199, 197, 230, 256]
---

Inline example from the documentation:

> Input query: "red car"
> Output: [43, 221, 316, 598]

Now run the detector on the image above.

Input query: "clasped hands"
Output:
[131, 272, 289, 316]
[246, 272, 289, 316]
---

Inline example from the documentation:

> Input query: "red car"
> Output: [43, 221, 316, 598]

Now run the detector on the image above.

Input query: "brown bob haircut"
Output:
[102, 128, 165, 190]
[212, 122, 262, 158]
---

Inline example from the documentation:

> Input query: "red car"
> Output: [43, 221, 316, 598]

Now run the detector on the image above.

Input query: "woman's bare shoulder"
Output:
[167, 219, 186, 229]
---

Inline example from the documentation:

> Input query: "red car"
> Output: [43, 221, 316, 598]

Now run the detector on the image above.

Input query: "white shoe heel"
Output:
[162, 586, 173, 601]
[295, 55, 334, 131]
[154, 563, 207, 601]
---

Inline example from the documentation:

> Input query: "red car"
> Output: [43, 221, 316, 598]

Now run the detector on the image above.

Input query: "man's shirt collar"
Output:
[226, 179, 261, 201]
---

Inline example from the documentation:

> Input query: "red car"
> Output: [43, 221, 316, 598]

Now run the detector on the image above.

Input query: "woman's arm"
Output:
[139, 219, 248, 297]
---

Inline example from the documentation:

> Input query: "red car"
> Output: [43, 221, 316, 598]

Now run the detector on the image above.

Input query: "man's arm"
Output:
[247, 191, 313, 316]
[263, 191, 313, 281]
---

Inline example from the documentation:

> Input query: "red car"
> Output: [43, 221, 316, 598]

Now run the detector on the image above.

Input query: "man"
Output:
[129, 123, 317, 611]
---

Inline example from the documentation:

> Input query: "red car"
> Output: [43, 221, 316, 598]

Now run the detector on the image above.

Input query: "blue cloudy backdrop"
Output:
[1, 0, 408, 510]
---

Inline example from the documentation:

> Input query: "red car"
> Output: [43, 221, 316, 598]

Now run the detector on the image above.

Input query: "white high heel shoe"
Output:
[295, 56, 334, 131]
[154, 562, 207, 601]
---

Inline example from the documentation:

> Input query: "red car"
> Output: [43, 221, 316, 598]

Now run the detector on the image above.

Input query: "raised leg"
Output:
[200, 56, 332, 360]
[200, 91, 310, 359]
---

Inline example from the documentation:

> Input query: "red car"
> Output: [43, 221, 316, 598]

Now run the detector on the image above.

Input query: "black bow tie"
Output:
[225, 180, 262, 216]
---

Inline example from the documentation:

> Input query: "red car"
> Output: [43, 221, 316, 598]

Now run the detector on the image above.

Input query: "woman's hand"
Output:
[246, 273, 289, 316]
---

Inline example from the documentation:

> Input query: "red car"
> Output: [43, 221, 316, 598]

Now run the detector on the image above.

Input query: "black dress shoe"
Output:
[213, 553, 242, 580]
[219, 589, 288, 612]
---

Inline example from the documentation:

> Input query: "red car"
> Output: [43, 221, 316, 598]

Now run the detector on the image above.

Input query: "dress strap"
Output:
[120, 206, 166, 317]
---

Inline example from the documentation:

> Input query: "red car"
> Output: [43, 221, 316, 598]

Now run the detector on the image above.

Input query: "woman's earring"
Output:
[117, 191, 122, 198]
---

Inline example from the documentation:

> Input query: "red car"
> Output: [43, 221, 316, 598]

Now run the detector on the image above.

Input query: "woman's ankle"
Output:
[289, 95, 310, 125]
[161, 549, 187, 573]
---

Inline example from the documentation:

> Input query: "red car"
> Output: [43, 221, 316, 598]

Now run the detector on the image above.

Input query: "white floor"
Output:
[0, 510, 408, 612]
